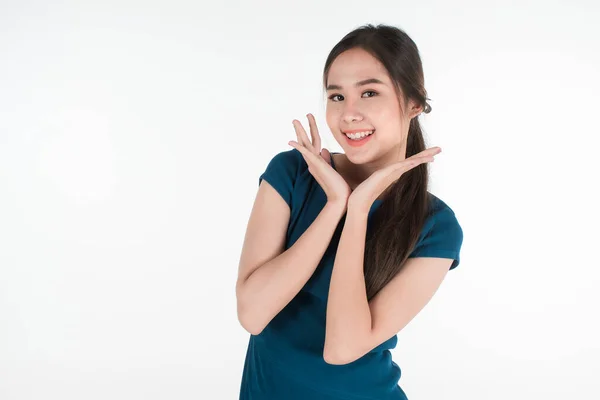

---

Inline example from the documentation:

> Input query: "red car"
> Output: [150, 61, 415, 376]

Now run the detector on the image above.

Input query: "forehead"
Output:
[327, 48, 390, 85]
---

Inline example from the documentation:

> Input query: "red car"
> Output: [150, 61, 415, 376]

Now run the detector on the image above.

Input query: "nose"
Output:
[343, 114, 363, 123]
[342, 103, 364, 124]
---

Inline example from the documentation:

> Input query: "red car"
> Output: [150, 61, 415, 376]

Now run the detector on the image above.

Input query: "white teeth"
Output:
[345, 130, 374, 140]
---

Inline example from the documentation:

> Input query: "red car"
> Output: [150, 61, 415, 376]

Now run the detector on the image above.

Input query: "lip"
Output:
[342, 129, 375, 134]
[344, 129, 375, 147]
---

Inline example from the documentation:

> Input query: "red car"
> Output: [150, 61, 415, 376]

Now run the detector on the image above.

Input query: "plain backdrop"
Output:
[1, 0, 599, 399]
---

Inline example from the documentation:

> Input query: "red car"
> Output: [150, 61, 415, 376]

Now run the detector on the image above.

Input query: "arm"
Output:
[236, 180, 346, 335]
[324, 205, 452, 365]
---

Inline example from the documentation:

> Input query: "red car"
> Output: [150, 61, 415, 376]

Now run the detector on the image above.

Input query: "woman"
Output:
[236, 23, 463, 400]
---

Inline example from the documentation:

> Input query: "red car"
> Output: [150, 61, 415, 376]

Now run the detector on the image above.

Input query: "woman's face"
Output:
[325, 47, 420, 165]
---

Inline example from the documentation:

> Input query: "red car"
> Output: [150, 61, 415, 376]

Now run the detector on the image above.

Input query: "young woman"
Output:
[236, 23, 463, 400]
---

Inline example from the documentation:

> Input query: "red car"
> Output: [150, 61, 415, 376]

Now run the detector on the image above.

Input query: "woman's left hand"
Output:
[347, 147, 442, 213]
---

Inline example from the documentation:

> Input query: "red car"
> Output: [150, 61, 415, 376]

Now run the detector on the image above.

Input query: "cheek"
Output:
[375, 106, 405, 132]
[325, 115, 332, 128]
[325, 111, 338, 129]
[373, 107, 407, 141]
[370, 100, 397, 117]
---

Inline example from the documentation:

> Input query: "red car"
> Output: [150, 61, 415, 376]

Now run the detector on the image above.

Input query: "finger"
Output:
[288, 140, 322, 166]
[409, 154, 436, 165]
[388, 156, 433, 176]
[292, 120, 315, 152]
[292, 120, 307, 148]
[406, 155, 435, 167]
[289, 141, 330, 188]
[289, 141, 313, 170]
[409, 147, 441, 160]
[374, 155, 434, 190]
[307, 113, 321, 154]
[405, 150, 439, 167]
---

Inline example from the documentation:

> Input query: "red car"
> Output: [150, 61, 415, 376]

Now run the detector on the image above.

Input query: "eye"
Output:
[327, 90, 378, 102]
[363, 90, 378, 98]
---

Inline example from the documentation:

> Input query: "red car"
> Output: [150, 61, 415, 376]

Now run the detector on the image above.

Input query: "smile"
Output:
[344, 130, 375, 147]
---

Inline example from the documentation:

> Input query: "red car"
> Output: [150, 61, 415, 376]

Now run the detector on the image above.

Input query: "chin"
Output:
[343, 150, 373, 165]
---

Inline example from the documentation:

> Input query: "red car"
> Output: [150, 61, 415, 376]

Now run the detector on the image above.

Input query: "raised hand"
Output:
[288, 113, 351, 207]
[347, 147, 442, 213]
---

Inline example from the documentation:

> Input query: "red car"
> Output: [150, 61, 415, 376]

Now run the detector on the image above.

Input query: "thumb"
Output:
[320, 148, 331, 165]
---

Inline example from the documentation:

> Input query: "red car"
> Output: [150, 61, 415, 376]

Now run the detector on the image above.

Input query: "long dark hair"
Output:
[322, 24, 433, 300]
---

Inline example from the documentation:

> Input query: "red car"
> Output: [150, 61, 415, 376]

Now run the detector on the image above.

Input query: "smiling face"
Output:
[325, 47, 421, 168]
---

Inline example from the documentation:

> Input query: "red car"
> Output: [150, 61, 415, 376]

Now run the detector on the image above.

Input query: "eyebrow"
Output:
[326, 78, 386, 91]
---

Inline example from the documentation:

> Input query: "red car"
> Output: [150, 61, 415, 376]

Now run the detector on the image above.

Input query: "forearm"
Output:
[238, 201, 346, 335]
[324, 206, 372, 363]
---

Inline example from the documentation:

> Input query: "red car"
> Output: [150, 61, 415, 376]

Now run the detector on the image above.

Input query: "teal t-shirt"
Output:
[239, 149, 463, 400]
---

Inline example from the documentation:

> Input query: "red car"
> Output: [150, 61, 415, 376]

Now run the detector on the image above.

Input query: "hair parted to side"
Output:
[322, 23, 433, 301]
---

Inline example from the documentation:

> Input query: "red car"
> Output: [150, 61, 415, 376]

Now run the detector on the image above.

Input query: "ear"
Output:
[408, 99, 424, 119]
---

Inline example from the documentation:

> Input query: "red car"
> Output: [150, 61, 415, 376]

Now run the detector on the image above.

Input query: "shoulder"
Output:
[263, 148, 302, 165]
[409, 192, 464, 269]
[259, 149, 306, 180]
[261, 148, 306, 175]
[426, 192, 457, 218]
[258, 148, 308, 206]
[424, 192, 459, 222]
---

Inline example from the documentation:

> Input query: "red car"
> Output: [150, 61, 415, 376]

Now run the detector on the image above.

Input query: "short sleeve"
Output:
[408, 202, 464, 270]
[258, 149, 302, 208]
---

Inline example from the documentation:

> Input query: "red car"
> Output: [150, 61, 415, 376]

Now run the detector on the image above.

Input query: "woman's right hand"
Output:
[289, 113, 351, 208]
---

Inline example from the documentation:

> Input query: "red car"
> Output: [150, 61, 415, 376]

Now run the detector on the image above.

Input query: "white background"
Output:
[1, 0, 599, 399]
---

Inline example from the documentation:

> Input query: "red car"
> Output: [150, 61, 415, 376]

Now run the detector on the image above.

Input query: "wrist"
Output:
[346, 197, 372, 216]
[325, 199, 348, 215]
[346, 203, 370, 220]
